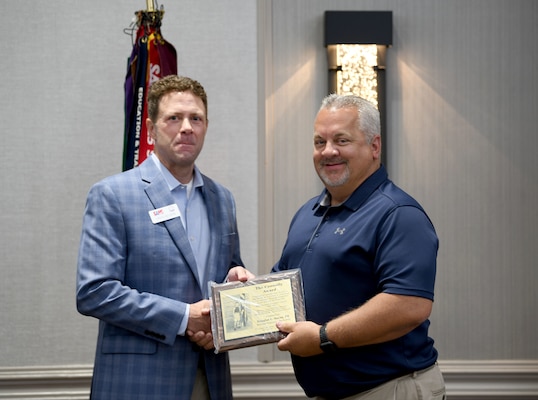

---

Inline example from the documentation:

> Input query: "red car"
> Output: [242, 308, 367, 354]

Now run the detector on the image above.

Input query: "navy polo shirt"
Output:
[272, 166, 439, 399]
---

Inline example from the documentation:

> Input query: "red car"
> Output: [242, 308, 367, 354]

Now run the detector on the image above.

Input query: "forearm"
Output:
[77, 279, 186, 344]
[276, 293, 433, 357]
[327, 293, 432, 348]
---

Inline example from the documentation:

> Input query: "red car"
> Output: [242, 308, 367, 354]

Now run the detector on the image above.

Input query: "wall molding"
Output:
[0, 360, 537, 399]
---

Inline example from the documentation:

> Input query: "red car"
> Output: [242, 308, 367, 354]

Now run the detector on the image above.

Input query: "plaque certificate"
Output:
[209, 269, 305, 353]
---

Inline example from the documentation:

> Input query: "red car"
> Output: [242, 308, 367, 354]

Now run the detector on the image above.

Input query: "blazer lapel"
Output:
[200, 177, 221, 296]
[139, 160, 202, 287]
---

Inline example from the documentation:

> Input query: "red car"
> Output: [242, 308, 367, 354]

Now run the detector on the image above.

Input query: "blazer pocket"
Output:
[101, 332, 158, 355]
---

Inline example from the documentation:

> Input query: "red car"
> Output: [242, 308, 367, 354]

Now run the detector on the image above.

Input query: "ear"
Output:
[371, 135, 382, 160]
[147, 118, 156, 140]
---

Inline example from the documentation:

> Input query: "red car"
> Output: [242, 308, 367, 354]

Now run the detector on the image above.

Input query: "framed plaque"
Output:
[209, 269, 305, 353]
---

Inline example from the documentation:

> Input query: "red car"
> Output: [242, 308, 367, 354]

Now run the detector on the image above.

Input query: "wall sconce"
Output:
[325, 11, 392, 165]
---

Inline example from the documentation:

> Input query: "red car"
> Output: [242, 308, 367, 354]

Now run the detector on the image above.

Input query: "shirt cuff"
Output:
[177, 304, 190, 336]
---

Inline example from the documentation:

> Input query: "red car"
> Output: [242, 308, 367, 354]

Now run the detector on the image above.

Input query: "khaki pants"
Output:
[190, 367, 211, 400]
[316, 363, 446, 400]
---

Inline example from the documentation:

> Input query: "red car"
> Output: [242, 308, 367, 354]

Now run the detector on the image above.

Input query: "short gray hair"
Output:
[319, 94, 380, 143]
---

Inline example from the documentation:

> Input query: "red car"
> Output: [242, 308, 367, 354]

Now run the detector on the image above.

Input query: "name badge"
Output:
[149, 203, 181, 224]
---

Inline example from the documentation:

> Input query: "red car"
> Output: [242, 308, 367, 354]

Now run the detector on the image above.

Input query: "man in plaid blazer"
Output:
[77, 75, 252, 400]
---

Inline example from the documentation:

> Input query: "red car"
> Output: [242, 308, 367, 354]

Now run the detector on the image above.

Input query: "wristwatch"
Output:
[319, 323, 338, 353]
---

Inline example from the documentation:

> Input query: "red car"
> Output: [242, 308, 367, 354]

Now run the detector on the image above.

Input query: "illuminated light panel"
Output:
[335, 44, 379, 108]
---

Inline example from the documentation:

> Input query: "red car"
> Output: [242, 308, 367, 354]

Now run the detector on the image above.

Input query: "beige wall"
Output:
[0, 0, 536, 380]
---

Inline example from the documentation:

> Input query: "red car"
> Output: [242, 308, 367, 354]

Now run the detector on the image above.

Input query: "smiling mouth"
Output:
[321, 159, 345, 167]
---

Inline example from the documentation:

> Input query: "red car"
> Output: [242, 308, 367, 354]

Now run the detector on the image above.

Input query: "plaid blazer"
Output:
[77, 158, 243, 400]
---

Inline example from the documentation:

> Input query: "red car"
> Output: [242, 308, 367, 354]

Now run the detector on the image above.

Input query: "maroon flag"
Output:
[123, 5, 177, 171]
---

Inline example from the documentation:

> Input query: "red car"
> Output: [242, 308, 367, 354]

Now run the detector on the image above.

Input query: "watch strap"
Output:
[319, 323, 338, 353]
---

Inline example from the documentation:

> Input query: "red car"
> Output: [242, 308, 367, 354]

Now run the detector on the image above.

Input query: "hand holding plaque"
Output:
[209, 269, 305, 353]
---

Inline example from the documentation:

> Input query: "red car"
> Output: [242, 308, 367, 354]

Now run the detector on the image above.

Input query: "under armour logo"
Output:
[334, 227, 346, 235]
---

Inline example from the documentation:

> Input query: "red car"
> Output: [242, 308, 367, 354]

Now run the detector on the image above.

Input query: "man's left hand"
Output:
[226, 266, 255, 282]
[276, 321, 323, 357]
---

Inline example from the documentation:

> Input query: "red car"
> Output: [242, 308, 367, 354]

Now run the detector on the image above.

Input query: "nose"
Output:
[180, 118, 193, 133]
[321, 141, 338, 156]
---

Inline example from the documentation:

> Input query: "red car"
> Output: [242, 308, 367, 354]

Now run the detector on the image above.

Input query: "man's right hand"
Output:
[187, 329, 214, 350]
[186, 299, 214, 350]
[187, 299, 211, 334]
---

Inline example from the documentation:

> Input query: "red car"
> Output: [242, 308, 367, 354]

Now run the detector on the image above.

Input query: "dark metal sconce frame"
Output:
[325, 11, 393, 168]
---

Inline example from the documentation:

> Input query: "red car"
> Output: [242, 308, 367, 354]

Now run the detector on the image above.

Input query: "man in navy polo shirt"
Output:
[273, 94, 445, 400]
